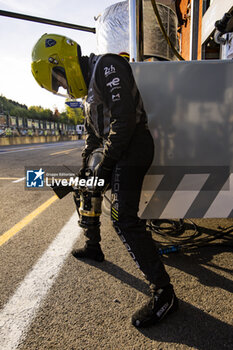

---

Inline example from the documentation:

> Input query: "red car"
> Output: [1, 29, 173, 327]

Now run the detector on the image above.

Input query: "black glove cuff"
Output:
[101, 156, 116, 170]
[82, 157, 87, 168]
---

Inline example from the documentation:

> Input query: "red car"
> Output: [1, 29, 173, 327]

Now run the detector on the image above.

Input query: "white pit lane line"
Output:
[0, 212, 82, 350]
[12, 177, 25, 183]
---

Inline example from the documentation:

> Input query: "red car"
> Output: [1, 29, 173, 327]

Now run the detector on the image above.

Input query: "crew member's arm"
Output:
[95, 54, 137, 169]
[81, 118, 103, 170]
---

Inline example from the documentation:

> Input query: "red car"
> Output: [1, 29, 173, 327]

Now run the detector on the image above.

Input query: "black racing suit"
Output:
[82, 54, 170, 288]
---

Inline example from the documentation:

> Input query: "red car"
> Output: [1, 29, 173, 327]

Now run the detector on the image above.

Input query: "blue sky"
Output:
[0, 0, 120, 112]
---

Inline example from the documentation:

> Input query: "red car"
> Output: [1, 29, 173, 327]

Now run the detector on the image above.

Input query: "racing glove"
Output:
[78, 156, 88, 179]
[94, 162, 112, 191]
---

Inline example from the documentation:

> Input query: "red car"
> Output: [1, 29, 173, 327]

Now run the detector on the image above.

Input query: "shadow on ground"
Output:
[138, 299, 233, 350]
[77, 219, 233, 349]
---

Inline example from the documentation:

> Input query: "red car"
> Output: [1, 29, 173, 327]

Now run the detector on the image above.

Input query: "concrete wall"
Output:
[0, 135, 81, 146]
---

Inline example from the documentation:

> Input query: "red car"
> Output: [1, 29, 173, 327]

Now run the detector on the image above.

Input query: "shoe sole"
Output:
[71, 251, 105, 262]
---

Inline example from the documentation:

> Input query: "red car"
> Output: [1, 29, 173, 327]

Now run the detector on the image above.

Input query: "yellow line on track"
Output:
[0, 177, 20, 180]
[50, 148, 77, 156]
[0, 195, 58, 247]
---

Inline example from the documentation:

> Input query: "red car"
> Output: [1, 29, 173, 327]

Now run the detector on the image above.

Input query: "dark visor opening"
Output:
[52, 67, 68, 92]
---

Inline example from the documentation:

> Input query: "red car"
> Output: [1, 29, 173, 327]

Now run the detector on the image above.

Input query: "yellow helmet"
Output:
[31, 33, 87, 99]
[119, 52, 130, 61]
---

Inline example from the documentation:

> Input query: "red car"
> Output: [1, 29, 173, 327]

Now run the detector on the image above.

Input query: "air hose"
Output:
[147, 219, 233, 255]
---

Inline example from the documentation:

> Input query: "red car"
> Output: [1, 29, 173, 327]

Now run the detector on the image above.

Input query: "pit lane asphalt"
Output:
[0, 141, 232, 350]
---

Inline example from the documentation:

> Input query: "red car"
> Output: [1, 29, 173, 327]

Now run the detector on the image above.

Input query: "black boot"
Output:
[72, 224, 104, 262]
[132, 284, 178, 327]
[72, 243, 105, 262]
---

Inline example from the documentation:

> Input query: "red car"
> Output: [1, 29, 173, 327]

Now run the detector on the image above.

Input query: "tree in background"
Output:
[53, 107, 60, 118]
[28, 106, 53, 120]
[0, 94, 84, 126]
[0, 94, 28, 116]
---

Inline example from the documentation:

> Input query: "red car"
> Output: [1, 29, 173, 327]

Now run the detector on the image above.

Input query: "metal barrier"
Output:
[0, 114, 80, 138]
